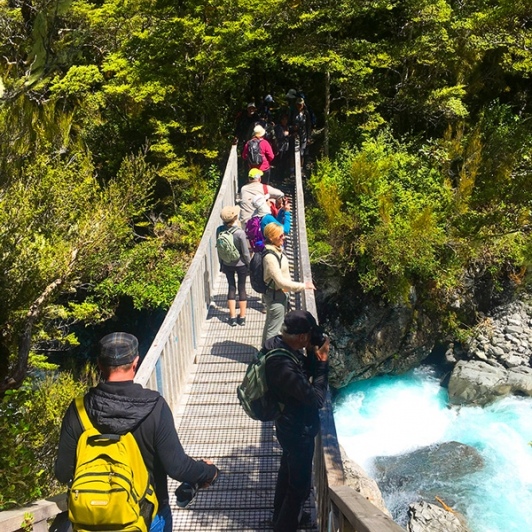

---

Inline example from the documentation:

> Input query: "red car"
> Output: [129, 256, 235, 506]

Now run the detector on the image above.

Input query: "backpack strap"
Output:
[264, 347, 301, 366]
[74, 396, 94, 432]
[261, 348, 302, 417]
[75, 397, 123, 442]
[220, 224, 238, 235]
[261, 248, 283, 292]
[261, 248, 283, 282]
[261, 249, 277, 291]
[262, 247, 282, 266]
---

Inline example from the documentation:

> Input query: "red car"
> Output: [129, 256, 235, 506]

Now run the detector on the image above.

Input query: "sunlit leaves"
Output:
[308, 114, 531, 304]
[50, 65, 104, 96]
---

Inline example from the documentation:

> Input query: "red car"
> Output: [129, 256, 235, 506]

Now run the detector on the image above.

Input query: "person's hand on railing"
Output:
[304, 280, 315, 290]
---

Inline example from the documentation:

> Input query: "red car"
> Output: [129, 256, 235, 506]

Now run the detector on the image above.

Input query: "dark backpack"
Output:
[247, 138, 263, 166]
[237, 348, 300, 421]
[249, 248, 281, 294]
[245, 216, 265, 252]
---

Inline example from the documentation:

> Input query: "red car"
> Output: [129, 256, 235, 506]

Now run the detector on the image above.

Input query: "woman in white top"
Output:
[261, 222, 315, 344]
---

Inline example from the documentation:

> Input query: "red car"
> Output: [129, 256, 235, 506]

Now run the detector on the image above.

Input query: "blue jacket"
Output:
[260, 209, 291, 235]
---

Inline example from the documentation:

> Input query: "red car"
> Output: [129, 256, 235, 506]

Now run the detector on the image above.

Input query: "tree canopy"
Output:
[0, 2, 531, 506]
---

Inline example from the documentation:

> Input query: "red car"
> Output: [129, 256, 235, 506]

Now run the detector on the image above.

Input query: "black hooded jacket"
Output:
[264, 335, 329, 438]
[55, 380, 217, 504]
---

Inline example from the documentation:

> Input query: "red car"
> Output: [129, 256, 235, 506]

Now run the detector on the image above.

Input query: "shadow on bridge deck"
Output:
[170, 230, 317, 531]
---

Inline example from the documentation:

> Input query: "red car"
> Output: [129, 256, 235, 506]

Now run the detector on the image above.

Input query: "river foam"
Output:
[333, 366, 532, 531]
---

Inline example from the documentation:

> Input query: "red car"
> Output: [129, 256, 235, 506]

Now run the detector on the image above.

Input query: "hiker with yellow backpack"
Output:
[55, 333, 219, 532]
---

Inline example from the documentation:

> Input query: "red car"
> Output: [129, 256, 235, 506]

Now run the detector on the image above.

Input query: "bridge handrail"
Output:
[0, 494, 66, 532]
[134, 145, 239, 406]
[292, 148, 404, 532]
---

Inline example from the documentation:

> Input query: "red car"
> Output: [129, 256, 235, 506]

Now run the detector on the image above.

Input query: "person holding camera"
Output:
[254, 193, 292, 236]
[264, 310, 330, 532]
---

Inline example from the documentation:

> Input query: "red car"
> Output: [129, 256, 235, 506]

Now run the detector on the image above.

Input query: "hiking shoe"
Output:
[237, 316, 246, 326]
[228, 317, 237, 327]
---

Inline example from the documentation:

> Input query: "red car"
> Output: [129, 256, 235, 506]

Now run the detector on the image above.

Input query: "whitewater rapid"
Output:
[333, 366, 532, 531]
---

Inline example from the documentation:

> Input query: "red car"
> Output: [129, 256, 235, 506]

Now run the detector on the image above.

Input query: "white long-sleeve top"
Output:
[262, 244, 306, 293]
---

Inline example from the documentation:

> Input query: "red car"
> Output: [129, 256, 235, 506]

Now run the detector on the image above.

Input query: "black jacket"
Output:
[55, 380, 217, 504]
[264, 336, 328, 438]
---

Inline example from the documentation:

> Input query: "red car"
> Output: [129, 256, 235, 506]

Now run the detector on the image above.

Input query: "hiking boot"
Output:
[237, 316, 246, 326]
[228, 317, 237, 327]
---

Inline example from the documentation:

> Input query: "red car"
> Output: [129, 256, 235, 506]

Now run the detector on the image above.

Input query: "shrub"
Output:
[308, 120, 532, 321]
[0, 365, 95, 510]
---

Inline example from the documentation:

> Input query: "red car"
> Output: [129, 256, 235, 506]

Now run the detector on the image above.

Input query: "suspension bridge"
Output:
[1, 146, 404, 532]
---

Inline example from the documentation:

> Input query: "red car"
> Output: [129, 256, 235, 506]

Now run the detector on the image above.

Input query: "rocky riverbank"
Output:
[446, 298, 532, 405]
[327, 295, 532, 405]
[327, 295, 532, 531]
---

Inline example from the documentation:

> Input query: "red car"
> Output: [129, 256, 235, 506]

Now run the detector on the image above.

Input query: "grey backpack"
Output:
[247, 138, 263, 166]
[216, 226, 241, 263]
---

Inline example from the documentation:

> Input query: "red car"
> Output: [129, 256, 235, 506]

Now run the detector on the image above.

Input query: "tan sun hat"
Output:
[253, 125, 266, 137]
[220, 205, 240, 223]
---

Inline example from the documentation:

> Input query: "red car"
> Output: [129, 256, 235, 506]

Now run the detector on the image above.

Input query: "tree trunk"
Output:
[0, 249, 78, 394]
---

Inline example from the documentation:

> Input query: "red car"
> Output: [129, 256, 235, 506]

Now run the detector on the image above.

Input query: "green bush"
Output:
[309, 131, 452, 297]
[308, 120, 532, 315]
[0, 367, 94, 510]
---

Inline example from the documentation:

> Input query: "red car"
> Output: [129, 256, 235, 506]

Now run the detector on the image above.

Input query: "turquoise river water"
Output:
[333, 366, 532, 532]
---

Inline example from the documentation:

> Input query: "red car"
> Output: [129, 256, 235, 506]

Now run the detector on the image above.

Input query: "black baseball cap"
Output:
[283, 310, 318, 335]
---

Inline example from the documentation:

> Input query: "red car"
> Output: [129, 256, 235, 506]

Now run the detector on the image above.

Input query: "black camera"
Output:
[310, 327, 327, 347]
[175, 482, 198, 508]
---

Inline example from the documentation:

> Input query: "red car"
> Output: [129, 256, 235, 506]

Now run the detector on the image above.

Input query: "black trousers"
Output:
[223, 264, 248, 301]
[273, 426, 315, 532]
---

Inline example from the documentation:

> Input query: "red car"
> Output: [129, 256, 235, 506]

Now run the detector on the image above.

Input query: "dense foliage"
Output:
[309, 120, 532, 323]
[0, 357, 96, 510]
[306, 0, 532, 329]
[0, 0, 531, 508]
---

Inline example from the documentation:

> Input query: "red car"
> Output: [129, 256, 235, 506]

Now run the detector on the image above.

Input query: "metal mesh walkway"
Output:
[169, 199, 318, 531]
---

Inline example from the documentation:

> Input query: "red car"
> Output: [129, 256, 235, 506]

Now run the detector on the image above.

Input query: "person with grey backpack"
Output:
[216, 206, 251, 326]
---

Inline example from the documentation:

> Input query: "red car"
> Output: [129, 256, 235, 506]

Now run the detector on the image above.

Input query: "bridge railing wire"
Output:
[292, 142, 404, 532]
[134, 146, 239, 406]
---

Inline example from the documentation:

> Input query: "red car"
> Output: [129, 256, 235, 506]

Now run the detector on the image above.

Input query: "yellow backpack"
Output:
[68, 397, 158, 532]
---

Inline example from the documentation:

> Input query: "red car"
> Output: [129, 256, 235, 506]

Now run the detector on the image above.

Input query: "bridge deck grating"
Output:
[170, 194, 318, 531]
